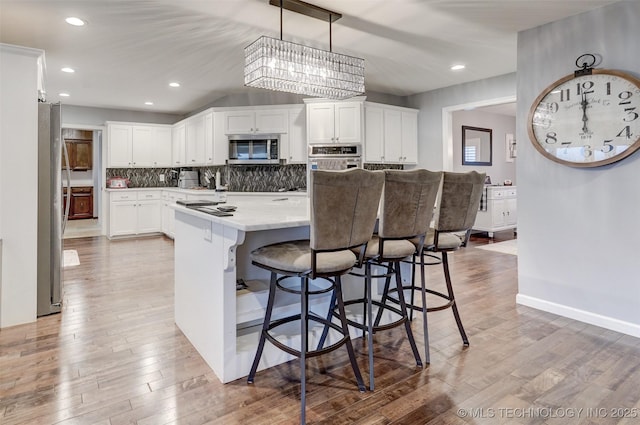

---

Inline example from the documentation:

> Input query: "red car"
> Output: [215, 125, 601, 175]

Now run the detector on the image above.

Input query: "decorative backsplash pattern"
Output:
[107, 163, 403, 191]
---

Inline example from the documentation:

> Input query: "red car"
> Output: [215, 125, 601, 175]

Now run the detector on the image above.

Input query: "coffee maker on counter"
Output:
[178, 170, 199, 188]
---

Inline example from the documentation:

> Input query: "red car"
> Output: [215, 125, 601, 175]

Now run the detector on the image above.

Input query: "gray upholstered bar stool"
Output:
[247, 168, 384, 425]
[399, 170, 486, 364]
[324, 169, 442, 390]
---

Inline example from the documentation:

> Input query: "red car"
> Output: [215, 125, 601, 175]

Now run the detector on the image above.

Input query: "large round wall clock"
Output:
[528, 54, 640, 167]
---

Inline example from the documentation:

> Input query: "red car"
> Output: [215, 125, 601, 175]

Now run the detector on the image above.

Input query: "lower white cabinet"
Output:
[473, 186, 517, 237]
[162, 191, 187, 238]
[109, 190, 162, 238]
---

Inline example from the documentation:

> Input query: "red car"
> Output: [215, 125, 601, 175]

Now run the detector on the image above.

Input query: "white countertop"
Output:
[105, 187, 307, 197]
[172, 195, 310, 232]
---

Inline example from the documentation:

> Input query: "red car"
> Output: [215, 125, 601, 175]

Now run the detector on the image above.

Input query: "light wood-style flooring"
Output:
[1, 233, 639, 424]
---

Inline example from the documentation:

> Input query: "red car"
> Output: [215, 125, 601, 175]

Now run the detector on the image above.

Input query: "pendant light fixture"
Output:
[244, 0, 365, 100]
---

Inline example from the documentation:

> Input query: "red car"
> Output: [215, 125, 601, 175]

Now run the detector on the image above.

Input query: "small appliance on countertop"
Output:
[178, 170, 199, 189]
[107, 177, 130, 188]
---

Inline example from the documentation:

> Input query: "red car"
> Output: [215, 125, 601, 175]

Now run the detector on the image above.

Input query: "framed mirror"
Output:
[462, 125, 492, 166]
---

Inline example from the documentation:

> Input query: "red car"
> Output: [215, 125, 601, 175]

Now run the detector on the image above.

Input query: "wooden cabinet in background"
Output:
[62, 129, 93, 171]
[63, 186, 94, 220]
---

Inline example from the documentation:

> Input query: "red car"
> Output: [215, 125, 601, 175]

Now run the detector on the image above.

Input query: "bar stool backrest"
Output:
[310, 169, 384, 252]
[434, 171, 486, 235]
[378, 169, 442, 240]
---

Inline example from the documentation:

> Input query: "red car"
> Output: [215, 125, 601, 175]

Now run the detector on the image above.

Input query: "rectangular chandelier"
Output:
[244, 1, 365, 100]
[244, 36, 365, 100]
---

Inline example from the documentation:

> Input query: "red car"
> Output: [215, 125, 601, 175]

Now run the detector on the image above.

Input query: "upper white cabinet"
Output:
[224, 108, 288, 134]
[185, 114, 206, 165]
[107, 122, 172, 168]
[364, 103, 418, 164]
[173, 110, 227, 166]
[280, 106, 307, 164]
[107, 124, 133, 167]
[171, 123, 186, 166]
[306, 99, 363, 144]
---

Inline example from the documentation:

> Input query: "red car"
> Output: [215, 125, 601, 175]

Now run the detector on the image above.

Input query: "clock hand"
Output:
[581, 92, 589, 133]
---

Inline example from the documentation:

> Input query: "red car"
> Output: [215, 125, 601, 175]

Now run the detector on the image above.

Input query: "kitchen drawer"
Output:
[72, 186, 93, 194]
[111, 191, 137, 202]
[137, 190, 161, 201]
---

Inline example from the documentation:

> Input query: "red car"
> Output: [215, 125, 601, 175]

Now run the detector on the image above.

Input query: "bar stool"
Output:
[322, 169, 442, 390]
[247, 168, 384, 425]
[399, 170, 486, 364]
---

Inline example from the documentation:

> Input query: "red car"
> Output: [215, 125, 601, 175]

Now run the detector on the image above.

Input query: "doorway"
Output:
[61, 125, 103, 239]
[442, 95, 516, 171]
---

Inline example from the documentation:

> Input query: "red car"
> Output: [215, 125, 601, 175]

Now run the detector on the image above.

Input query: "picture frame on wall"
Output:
[506, 133, 516, 162]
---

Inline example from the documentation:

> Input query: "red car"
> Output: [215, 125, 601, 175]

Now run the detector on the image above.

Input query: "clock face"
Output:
[528, 69, 640, 167]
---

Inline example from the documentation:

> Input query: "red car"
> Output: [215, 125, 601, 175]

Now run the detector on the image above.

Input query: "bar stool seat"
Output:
[251, 240, 358, 274]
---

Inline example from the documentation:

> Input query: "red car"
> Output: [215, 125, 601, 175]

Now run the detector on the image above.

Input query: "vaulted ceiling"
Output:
[0, 0, 618, 114]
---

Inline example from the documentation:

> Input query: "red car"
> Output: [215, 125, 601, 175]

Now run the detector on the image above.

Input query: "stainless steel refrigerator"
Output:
[37, 102, 69, 316]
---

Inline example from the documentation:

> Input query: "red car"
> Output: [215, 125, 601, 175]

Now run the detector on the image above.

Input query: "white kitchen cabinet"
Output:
[107, 124, 133, 167]
[130, 125, 172, 167]
[224, 108, 288, 134]
[473, 186, 517, 237]
[162, 191, 187, 238]
[185, 114, 206, 165]
[107, 123, 172, 168]
[306, 100, 363, 144]
[109, 190, 162, 238]
[364, 103, 418, 164]
[204, 111, 227, 166]
[280, 106, 307, 163]
[172, 123, 186, 166]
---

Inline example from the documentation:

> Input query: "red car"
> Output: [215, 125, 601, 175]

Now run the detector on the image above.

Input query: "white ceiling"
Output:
[0, 0, 618, 115]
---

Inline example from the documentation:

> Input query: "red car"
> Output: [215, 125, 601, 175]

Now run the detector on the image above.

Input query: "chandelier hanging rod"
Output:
[269, 0, 341, 51]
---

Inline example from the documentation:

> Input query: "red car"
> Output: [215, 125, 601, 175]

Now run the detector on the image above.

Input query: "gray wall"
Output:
[452, 109, 516, 184]
[407, 73, 516, 171]
[62, 105, 181, 126]
[516, 0, 640, 335]
[191, 89, 409, 116]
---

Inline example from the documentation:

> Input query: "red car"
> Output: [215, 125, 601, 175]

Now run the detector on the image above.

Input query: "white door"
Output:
[401, 111, 418, 164]
[110, 202, 137, 236]
[334, 102, 362, 143]
[255, 109, 288, 133]
[154, 126, 173, 167]
[307, 103, 335, 144]
[131, 126, 154, 167]
[383, 109, 402, 163]
[137, 201, 162, 234]
[364, 107, 384, 162]
[108, 124, 133, 167]
[172, 124, 186, 166]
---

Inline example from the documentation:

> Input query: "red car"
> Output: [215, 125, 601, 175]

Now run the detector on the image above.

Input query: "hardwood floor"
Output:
[1, 233, 639, 424]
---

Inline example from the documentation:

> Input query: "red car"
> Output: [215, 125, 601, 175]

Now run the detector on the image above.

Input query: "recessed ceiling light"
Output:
[65, 17, 86, 26]
[59, 93, 70, 97]
[144, 101, 154, 106]
[61, 67, 75, 73]
[451, 64, 466, 71]
[169, 82, 180, 88]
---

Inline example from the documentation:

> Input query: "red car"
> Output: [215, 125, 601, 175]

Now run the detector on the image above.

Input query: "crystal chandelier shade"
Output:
[244, 0, 365, 100]
[245, 36, 365, 100]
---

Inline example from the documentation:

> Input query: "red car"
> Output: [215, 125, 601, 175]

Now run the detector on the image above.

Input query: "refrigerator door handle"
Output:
[62, 140, 71, 233]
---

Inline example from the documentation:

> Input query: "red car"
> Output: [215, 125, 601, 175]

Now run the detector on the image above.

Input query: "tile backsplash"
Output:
[107, 163, 403, 191]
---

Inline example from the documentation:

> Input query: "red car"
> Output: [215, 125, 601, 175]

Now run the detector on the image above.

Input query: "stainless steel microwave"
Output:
[227, 134, 280, 165]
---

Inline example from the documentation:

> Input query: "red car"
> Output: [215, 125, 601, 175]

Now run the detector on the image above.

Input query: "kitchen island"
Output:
[173, 194, 333, 383]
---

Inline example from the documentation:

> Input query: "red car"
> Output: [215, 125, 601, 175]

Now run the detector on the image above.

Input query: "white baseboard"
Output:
[516, 294, 640, 338]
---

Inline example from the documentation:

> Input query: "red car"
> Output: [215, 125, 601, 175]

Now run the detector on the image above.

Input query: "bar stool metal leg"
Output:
[247, 272, 278, 384]
[419, 251, 431, 364]
[300, 276, 308, 425]
[365, 262, 375, 390]
[393, 261, 422, 367]
[442, 252, 469, 346]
